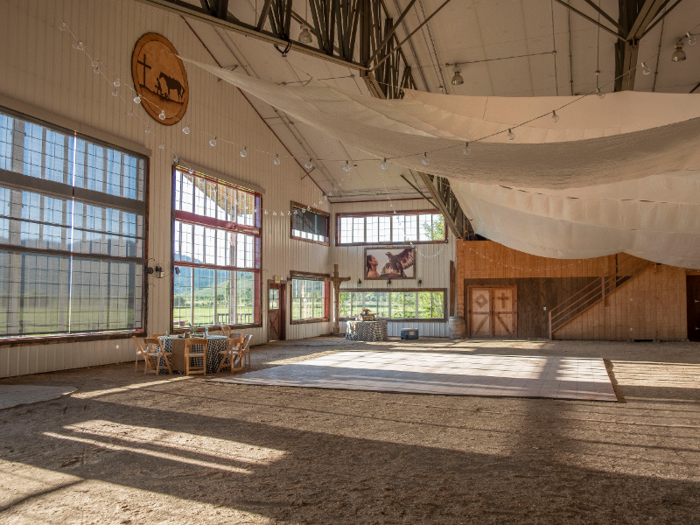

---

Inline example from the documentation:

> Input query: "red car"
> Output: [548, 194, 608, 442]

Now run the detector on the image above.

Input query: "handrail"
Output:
[549, 258, 651, 337]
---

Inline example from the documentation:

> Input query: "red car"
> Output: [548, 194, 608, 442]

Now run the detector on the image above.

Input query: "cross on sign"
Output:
[330, 263, 351, 334]
[496, 292, 510, 308]
[137, 54, 151, 88]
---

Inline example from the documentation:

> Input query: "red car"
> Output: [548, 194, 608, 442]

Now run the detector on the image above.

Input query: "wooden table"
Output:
[159, 335, 229, 373]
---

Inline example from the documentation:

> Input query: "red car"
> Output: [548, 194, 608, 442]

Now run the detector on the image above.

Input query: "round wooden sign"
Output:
[131, 33, 189, 126]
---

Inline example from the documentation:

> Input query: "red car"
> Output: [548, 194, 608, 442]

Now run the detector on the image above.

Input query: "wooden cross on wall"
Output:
[330, 263, 351, 334]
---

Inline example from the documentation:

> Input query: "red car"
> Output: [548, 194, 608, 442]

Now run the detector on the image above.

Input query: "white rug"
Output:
[211, 351, 618, 402]
[0, 385, 77, 410]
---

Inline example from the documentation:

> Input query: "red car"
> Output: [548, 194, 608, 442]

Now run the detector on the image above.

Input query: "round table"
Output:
[159, 335, 229, 374]
[345, 320, 389, 342]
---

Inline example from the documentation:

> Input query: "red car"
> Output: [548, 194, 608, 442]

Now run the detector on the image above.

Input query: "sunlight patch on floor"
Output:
[610, 361, 700, 388]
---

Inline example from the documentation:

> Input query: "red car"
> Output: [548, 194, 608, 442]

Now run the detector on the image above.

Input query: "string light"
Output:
[144, 126, 150, 134]
[380, 159, 388, 170]
[158, 110, 166, 120]
[73, 41, 84, 51]
[641, 62, 651, 76]
[133, 95, 141, 104]
[173, 156, 179, 164]
[240, 146, 247, 157]
[422, 153, 429, 166]
[507, 129, 515, 140]
[159, 142, 165, 150]
[274, 153, 280, 165]
[91, 60, 100, 74]
[127, 109, 133, 117]
[182, 125, 190, 134]
[59, 22, 67, 31]
[344, 160, 352, 172]
[113, 77, 121, 88]
[462, 143, 470, 155]
[687, 32, 697, 46]
[111, 88, 118, 97]
[305, 159, 313, 170]
[596, 88, 605, 99]
[210, 136, 217, 146]
[551, 111, 559, 123]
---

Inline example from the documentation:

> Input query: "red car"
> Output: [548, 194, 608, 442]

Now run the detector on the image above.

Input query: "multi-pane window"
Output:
[339, 290, 445, 320]
[0, 110, 146, 338]
[337, 211, 444, 245]
[291, 277, 329, 321]
[173, 169, 261, 327]
[291, 202, 329, 244]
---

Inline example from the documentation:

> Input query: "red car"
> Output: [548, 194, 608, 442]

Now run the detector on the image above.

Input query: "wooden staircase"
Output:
[548, 257, 652, 338]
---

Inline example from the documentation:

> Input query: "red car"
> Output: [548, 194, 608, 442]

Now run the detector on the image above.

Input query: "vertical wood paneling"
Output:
[0, 0, 332, 377]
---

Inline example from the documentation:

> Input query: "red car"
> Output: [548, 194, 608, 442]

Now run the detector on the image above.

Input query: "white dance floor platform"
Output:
[212, 351, 618, 402]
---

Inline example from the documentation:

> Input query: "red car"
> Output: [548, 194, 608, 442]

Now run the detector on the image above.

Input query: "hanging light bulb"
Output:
[91, 60, 100, 74]
[344, 160, 352, 172]
[306, 206, 311, 211]
[113, 77, 121, 88]
[127, 109, 134, 117]
[145, 126, 150, 134]
[210, 136, 217, 147]
[507, 129, 515, 140]
[288, 211, 292, 216]
[422, 152, 430, 166]
[240, 147, 247, 157]
[687, 32, 697, 46]
[264, 209, 268, 215]
[173, 156, 179, 164]
[672, 42, 687, 62]
[112, 88, 118, 97]
[73, 41, 84, 51]
[299, 25, 313, 45]
[273, 211, 277, 216]
[159, 142, 165, 150]
[640, 62, 651, 76]
[380, 159, 388, 170]
[451, 68, 464, 86]
[462, 142, 470, 155]
[133, 95, 142, 104]
[551, 110, 559, 123]
[59, 22, 67, 31]
[305, 159, 313, 170]
[159, 110, 166, 120]
[596, 88, 606, 99]
[274, 154, 281, 165]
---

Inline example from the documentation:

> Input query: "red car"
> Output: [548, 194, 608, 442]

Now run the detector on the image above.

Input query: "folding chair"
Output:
[144, 337, 173, 375]
[240, 334, 254, 370]
[132, 336, 153, 373]
[184, 338, 208, 375]
[220, 326, 232, 337]
[216, 336, 244, 373]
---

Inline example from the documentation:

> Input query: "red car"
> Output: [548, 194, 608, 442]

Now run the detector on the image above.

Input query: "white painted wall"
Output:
[0, 0, 332, 377]
[331, 200, 455, 337]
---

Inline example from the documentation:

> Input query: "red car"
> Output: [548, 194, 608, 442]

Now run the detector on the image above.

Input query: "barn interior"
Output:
[1, 0, 699, 523]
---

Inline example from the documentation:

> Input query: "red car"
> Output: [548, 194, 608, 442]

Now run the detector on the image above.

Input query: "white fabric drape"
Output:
[183, 58, 700, 268]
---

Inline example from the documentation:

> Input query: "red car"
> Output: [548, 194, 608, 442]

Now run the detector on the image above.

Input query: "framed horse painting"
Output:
[365, 247, 415, 280]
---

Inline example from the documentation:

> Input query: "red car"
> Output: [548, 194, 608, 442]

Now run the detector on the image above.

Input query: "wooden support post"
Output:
[548, 310, 553, 340]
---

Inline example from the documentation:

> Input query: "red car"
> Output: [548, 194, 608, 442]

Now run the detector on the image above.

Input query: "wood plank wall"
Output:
[456, 241, 689, 341]
[554, 264, 688, 341]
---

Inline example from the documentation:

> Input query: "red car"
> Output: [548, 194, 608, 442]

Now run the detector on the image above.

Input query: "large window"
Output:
[0, 109, 146, 339]
[291, 274, 329, 323]
[337, 211, 445, 245]
[339, 289, 445, 321]
[173, 169, 261, 327]
[291, 201, 329, 245]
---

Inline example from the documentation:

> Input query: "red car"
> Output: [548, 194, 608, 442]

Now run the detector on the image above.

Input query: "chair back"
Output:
[220, 326, 232, 337]
[144, 337, 164, 352]
[242, 334, 253, 351]
[185, 338, 208, 353]
[132, 335, 146, 354]
[228, 336, 244, 351]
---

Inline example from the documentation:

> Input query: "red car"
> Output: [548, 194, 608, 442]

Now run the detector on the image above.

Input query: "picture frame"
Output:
[364, 246, 416, 280]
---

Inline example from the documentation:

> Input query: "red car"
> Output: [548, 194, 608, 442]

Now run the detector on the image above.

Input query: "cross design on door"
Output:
[496, 293, 510, 308]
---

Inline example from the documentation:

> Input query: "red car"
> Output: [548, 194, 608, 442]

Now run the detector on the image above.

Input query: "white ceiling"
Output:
[175, 0, 700, 203]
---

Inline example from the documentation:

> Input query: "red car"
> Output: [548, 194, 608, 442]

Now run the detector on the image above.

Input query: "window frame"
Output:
[290, 201, 330, 246]
[170, 166, 263, 331]
[289, 271, 331, 325]
[0, 106, 149, 347]
[338, 288, 447, 323]
[335, 209, 447, 246]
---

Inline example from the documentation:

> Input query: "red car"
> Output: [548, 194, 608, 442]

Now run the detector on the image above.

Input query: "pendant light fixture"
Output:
[451, 68, 464, 86]
[672, 42, 686, 62]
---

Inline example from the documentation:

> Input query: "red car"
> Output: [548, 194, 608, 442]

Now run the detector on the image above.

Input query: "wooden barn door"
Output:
[468, 286, 517, 339]
[268, 282, 286, 342]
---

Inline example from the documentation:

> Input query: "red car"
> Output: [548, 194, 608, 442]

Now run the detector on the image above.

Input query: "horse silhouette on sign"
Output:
[156, 72, 185, 103]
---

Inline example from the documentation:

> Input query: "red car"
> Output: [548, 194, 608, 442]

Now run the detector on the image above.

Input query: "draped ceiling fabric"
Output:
[183, 58, 700, 268]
